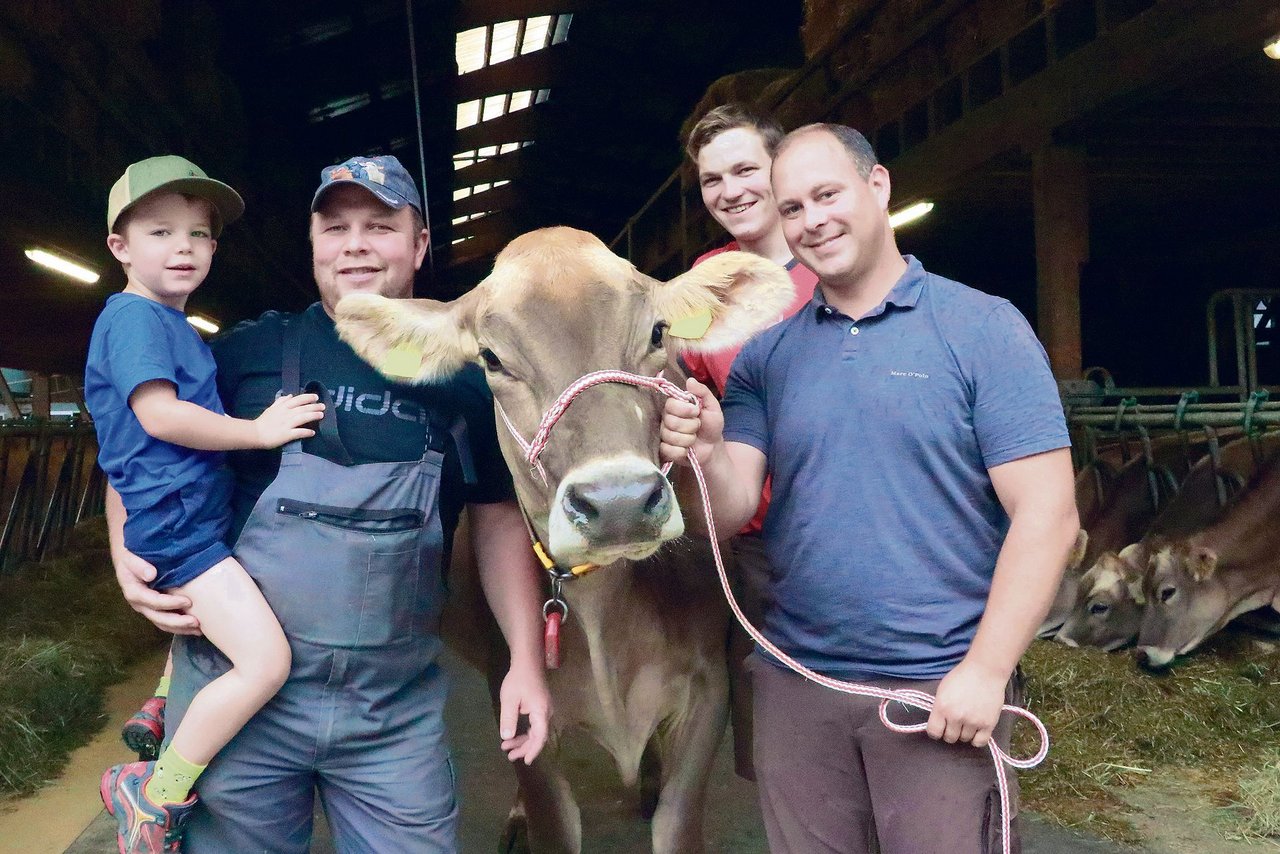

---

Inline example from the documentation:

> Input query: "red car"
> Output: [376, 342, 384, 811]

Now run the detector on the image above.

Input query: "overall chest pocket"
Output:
[275, 499, 423, 533]
[250, 499, 429, 648]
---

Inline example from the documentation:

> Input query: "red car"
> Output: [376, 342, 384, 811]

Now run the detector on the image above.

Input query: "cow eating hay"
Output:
[335, 226, 793, 853]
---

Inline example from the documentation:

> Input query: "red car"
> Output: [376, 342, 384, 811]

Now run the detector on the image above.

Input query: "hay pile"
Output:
[0, 520, 164, 797]
[1017, 635, 1280, 843]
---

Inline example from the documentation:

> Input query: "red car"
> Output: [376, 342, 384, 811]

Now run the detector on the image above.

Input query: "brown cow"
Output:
[1136, 448, 1280, 669]
[334, 226, 793, 852]
[1039, 436, 1189, 637]
[1059, 432, 1277, 651]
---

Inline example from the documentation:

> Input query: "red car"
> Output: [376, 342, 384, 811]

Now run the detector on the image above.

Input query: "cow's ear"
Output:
[1188, 545, 1218, 582]
[1127, 578, 1147, 606]
[1067, 529, 1088, 571]
[335, 291, 480, 383]
[654, 251, 795, 354]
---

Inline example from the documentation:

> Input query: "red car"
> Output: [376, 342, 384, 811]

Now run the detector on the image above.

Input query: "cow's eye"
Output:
[650, 321, 668, 349]
[1088, 601, 1110, 616]
[1158, 585, 1177, 603]
[479, 347, 503, 372]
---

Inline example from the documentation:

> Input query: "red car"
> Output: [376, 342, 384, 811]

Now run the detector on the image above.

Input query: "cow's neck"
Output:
[1204, 459, 1280, 562]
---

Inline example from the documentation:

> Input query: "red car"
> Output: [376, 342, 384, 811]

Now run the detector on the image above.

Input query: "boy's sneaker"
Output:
[121, 696, 165, 762]
[100, 761, 196, 854]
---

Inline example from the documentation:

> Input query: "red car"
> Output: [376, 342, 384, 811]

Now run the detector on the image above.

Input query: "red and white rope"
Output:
[505, 368, 1048, 854]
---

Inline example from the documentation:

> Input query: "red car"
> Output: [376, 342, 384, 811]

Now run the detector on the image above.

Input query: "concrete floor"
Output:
[64, 652, 1127, 853]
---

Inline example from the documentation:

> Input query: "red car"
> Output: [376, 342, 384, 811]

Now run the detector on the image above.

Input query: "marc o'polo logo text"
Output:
[889, 369, 930, 379]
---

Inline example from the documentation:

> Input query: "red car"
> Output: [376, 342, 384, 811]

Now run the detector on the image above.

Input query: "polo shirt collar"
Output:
[811, 255, 927, 321]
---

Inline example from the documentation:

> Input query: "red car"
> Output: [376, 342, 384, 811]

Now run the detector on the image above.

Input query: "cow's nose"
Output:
[561, 471, 672, 542]
[1134, 647, 1172, 674]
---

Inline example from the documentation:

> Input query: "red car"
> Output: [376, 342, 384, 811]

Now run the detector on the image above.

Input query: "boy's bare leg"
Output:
[168, 557, 291, 765]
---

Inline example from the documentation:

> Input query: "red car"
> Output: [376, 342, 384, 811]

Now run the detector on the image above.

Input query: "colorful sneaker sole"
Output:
[121, 723, 161, 762]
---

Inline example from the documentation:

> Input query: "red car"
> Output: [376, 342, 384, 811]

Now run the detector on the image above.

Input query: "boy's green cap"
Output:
[107, 155, 245, 237]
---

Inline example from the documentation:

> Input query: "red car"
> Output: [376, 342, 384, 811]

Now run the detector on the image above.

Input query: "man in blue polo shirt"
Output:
[660, 123, 1079, 854]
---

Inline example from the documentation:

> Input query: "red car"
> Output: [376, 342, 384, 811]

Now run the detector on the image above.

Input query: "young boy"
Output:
[86, 155, 324, 854]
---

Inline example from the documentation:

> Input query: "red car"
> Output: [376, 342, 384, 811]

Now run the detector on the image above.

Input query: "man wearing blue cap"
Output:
[109, 154, 551, 852]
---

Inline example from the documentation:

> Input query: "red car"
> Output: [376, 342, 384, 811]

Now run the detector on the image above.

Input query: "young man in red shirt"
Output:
[681, 104, 818, 779]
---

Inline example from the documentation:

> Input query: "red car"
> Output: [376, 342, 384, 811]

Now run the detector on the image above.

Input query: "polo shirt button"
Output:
[850, 326, 860, 336]
[823, 306, 834, 315]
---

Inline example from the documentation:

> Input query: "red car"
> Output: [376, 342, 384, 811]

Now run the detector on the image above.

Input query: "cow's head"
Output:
[1134, 541, 1269, 669]
[335, 226, 794, 567]
[1056, 543, 1147, 651]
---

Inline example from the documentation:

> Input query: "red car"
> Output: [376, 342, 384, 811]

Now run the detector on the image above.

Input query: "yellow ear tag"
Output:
[381, 343, 424, 379]
[667, 308, 714, 340]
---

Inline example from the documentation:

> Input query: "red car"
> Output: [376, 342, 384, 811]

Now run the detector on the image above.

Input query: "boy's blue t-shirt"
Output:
[85, 292, 227, 508]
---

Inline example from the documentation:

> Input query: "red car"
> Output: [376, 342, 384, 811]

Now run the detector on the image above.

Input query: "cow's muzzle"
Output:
[563, 471, 671, 538]
[547, 457, 684, 564]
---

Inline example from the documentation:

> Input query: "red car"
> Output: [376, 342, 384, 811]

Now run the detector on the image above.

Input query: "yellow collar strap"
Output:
[532, 541, 599, 577]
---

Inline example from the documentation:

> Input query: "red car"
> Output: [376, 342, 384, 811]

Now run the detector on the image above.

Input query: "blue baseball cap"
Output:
[311, 155, 424, 218]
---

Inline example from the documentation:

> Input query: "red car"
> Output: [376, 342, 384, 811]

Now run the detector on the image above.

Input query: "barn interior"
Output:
[1, 0, 1277, 394]
[3, 1, 1280, 849]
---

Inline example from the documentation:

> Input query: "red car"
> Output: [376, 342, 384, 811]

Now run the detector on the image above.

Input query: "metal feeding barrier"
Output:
[0, 419, 103, 572]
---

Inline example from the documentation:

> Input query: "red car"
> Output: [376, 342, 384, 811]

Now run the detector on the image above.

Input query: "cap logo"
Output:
[330, 166, 354, 181]
[359, 160, 386, 185]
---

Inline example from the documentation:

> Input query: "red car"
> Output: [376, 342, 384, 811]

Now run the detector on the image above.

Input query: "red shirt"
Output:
[681, 242, 819, 535]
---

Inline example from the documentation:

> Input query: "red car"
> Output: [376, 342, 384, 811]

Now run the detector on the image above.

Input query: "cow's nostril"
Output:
[643, 478, 668, 516]
[563, 486, 600, 526]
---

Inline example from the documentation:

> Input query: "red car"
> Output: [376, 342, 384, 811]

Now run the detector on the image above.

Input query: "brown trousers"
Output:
[751, 658, 1024, 854]
[726, 534, 774, 780]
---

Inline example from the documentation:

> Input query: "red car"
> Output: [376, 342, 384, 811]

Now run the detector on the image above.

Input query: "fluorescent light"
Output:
[1265, 35, 1280, 60]
[187, 315, 220, 335]
[25, 248, 100, 283]
[888, 201, 934, 229]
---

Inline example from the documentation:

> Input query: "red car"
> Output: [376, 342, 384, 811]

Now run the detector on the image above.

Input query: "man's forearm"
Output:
[471, 501, 545, 668]
[682, 441, 761, 539]
[964, 502, 1079, 679]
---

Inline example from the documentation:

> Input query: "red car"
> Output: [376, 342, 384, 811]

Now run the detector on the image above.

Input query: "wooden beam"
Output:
[458, 1, 595, 29]
[456, 43, 569, 101]
[1032, 145, 1087, 379]
[888, 0, 1280, 205]
[0, 369, 19, 418]
[29, 374, 50, 419]
[455, 109, 542, 153]
[453, 183, 521, 217]
[454, 151, 529, 187]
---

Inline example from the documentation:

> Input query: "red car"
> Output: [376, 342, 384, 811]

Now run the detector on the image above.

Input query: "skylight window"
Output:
[489, 20, 521, 65]
[453, 141, 533, 170]
[455, 14, 573, 75]
[455, 91, 547, 130]
[482, 94, 507, 122]
[451, 212, 491, 226]
[522, 16, 552, 54]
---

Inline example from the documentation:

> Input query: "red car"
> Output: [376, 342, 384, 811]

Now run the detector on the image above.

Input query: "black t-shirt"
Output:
[210, 302, 513, 545]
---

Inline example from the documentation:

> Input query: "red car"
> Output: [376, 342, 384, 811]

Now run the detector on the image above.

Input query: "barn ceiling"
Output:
[0, 0, 804, 374]
[1, 0, 1278, 389]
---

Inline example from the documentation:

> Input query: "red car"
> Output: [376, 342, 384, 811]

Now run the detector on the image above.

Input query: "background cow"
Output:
[1137, 451, 1280, 669]
[1059, 432, 1278, 651]
[1039, 435, 1191, 637]
[334, 226, 793, 853]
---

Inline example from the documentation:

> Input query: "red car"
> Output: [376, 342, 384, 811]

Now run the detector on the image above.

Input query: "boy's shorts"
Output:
[123, 470, 234, 591]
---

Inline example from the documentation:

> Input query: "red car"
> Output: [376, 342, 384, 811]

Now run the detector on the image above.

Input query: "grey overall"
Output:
[165, 321, 462, 852]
